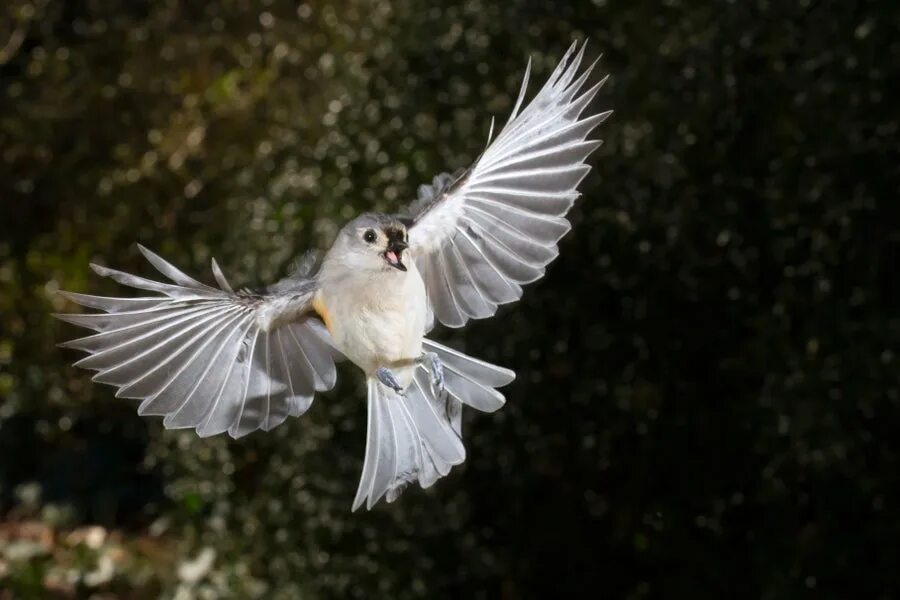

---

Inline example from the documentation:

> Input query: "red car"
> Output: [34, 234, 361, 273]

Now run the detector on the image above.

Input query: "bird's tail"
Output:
[352, 339, 515, 510]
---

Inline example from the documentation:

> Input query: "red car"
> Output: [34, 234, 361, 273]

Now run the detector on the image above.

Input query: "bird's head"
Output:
[334, 213, 410, 273]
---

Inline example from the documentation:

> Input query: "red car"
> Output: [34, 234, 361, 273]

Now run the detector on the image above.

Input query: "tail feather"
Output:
[424, 339, 516, 389]
[352, 340, 515, 510]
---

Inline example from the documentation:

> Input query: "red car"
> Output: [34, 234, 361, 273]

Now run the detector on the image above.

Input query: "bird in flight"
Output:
[56, 41, 611, 510]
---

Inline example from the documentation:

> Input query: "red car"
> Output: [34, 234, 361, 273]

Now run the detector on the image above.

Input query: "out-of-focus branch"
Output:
[0, 24, 27, 66]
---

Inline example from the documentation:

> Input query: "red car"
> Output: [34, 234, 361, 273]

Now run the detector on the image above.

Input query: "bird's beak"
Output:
[383, 240, 408, 271]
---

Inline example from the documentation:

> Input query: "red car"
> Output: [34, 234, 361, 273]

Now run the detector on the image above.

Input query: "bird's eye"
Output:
[363, 229, 377, 244]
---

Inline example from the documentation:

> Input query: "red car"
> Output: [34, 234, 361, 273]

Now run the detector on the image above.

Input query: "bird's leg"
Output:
[418, 352, 445, 395]
[375, 367, 404, 394]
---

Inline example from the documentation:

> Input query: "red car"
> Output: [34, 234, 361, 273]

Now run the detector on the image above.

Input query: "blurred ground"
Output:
[1, 1, 899, 598]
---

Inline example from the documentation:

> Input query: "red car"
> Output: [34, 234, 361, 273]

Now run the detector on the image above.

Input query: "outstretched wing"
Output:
[55, 245, 337, 439]
[406, 41, 611, 328]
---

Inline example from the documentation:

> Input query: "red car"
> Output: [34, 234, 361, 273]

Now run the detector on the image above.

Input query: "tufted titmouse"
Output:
[56, 41, 611, 510]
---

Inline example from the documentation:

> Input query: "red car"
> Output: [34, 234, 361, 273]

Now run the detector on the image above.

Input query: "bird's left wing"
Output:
[55, 245, 337, 439]
[406, 41, 611, 328]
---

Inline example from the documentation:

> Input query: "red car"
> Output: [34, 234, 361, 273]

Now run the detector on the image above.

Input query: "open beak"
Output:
[383, 240, 408, 271]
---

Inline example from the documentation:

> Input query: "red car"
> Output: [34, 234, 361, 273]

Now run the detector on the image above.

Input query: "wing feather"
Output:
[428, 250, 467, 328]
[158, 312, 256, 427]
[90, 306, 240, 388]
[444, 243, 494, 318]
[56, 291, 165, 313]
[197, 316, 258, 437]
[463, 217, 546, 283]
[453, 226, 522, 303]
[137, 244, 218, 291]
[407, 41, 610, 328]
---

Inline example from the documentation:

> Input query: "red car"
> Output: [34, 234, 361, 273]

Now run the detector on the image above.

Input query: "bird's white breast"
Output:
[315, 262, 427, 382]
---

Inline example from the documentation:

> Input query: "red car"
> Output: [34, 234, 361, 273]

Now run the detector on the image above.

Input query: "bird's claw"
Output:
[421, 352, 445, 396]
[375, 367, 404, 394]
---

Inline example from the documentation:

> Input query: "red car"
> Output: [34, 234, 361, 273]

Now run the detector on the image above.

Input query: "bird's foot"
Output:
[375, 367, 404, 394]
[419, 352, 445, 396]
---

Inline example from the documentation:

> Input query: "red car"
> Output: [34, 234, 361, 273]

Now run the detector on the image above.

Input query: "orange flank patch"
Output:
[311, 294, 334, 334]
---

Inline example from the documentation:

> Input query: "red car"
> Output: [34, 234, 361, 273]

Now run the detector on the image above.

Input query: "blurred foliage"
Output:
[1, 0, 899, 598]
[1, 520, 173, 599]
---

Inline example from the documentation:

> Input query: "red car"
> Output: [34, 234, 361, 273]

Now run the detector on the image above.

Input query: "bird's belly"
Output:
[342, 305, 421, 371]
[320, 268, 427, 380]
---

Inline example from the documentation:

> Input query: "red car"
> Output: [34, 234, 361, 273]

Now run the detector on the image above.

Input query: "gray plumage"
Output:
[55, 41, 610, 510]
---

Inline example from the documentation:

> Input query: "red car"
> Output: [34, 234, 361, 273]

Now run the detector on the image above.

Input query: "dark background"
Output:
[1, 1, 898, 598]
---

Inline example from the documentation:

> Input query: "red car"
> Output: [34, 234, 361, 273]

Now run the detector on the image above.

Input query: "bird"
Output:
[55, 41, 611, 510]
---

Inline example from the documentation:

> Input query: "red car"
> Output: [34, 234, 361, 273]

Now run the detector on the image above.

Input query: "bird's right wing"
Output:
[56, 245, 337, 439]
